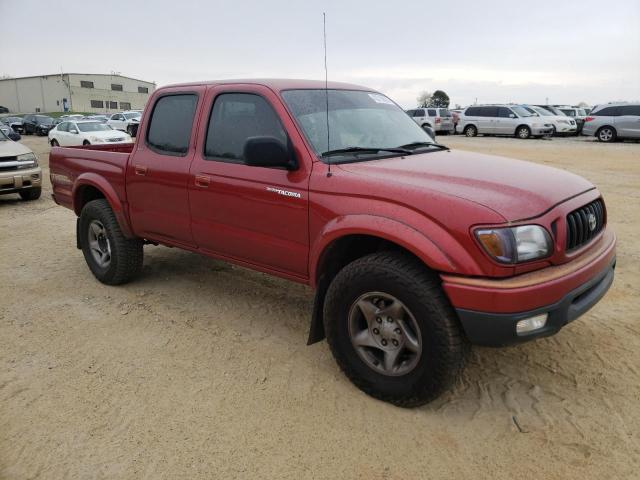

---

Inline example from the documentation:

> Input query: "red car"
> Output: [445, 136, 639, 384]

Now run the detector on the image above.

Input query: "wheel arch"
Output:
[72, 174, 134, 237]
[306, 215, 463, 345]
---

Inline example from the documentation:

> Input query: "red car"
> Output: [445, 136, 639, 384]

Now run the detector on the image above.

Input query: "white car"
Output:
[523, 105, 577, 135]
[48, 120, 133, 146]
[106, 111, 141, 134]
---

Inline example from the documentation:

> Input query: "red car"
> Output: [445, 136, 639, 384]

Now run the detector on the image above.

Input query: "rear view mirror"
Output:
[244, 136, 297, 170]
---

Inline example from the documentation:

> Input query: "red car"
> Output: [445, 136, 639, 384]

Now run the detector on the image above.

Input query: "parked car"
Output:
[0, 123, 21, 141]
[0, 127, 41, 200]
[458, 105, 554, 138]
[0, 106, 9, 114]
[556, 106, 588, 133]
[1, 116, 24, 133]
[22, 114, 55, 136]
[107, 111, 141, 136]
[582, 103, 640, 142]
[49, 79, 616, 407]
[83, 115, 109, 123]
[534, 105, 567, 117]
[49, 120, 133, 146]
[523, 105, 577, 136]
[406, 107, 455, 134]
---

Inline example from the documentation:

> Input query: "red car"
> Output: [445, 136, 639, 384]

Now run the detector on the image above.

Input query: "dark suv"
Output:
[23, 115, 55, 136]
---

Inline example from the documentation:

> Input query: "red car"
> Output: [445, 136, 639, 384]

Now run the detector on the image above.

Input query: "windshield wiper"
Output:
[321, 146, 413, 157]
[399, 141, 449, 151]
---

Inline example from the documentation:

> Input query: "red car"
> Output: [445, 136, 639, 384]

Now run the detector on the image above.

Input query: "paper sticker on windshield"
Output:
[368, 93, 394, 105]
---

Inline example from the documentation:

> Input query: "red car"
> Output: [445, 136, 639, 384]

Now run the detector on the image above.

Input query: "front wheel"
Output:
[323, 251, 467, 407]
[79, 199, 144, 285]
[51, 139, 59, 147]
[516, 126, 531, 139]
[464, 125, 477, 137]
[83, 140, 91, 146]
[19, 187, 41, 201]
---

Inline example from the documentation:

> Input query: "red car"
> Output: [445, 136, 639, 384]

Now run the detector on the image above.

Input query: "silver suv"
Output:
[582, 103, 640, 142]
[406, 107, 455, 134]
[458, 105, 554, 139]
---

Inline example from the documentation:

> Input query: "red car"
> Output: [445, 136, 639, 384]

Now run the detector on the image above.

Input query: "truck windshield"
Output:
[281, 89, 436, 163]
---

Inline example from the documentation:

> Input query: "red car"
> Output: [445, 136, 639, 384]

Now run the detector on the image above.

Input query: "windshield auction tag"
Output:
[368, 93, 394, 105]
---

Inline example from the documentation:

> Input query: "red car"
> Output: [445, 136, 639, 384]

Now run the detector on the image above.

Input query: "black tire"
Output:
[323, 251, 467, 407]
[19, 187, 41, 201]
[596, 126, 616, 143]
[51, 139, 59, 147]
[551, 125, 557, 136]
[83, 140, 91, 146]
[79, 199, 143, 285]
[464, 125, 477, 137]
[516, 125, 531, 139]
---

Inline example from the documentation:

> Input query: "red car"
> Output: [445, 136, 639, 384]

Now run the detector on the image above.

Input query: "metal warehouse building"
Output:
[0, 73, 156, 114]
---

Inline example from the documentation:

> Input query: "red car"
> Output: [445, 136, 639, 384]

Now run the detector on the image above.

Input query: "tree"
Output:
[577, 101, 589, 108]
[416, 91, 432, 108]
[429, 90, 450, 108]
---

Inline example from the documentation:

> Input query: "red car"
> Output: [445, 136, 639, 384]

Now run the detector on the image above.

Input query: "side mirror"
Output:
[244, 136, 297, 170]
[70, 129, 78, 134]
[509, 113, 516, 118]
[422, 125, 436, 138]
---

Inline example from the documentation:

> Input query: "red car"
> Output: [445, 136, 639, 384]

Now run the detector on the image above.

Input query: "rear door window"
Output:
[204, 93, 287, 164]
[479, 107, 498, 117]
[414, 109, 425, 117]
[146, 94, 198, 156]
[619, 105, 640, 116]
[427, 109, 437, 116]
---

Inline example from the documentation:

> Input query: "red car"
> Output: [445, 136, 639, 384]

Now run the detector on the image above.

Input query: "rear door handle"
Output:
[134, 165, 147, 176]
[195, 174, 211, 188]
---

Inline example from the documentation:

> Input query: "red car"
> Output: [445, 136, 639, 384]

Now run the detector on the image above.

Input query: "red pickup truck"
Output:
[50, 80, 616, 406]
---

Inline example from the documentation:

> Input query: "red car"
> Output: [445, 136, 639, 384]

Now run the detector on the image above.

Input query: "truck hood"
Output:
[338, 149, 594, 221]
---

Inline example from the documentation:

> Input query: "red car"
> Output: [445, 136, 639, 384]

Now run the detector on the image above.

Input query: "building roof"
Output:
[0, 73, 155, 85]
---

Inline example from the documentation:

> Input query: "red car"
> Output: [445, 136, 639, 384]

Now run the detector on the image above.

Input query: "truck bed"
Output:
[49, 144, 133, 214]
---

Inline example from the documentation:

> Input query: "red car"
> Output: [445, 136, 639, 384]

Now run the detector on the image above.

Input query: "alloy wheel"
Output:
[88, 220, 112, 268]
[348, 292, 422, 376]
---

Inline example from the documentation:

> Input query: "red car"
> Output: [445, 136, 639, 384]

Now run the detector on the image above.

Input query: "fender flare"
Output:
[309, 214, 461, 288]
[72, 173, 134, 237]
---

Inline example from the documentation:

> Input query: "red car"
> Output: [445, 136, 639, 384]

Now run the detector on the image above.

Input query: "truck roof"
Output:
[157, 78, 372, 92]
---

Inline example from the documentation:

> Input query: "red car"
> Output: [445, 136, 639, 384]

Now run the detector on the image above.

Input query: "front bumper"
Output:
[456, 258, 615, 346]
[531, 126, 554, 135]
[0, 167, 42, 194]
[555, 124, 577, 134]
[442, 228, 616, 346]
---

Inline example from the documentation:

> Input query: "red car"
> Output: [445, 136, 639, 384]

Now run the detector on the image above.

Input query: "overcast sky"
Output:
[2, 0, 639, 108]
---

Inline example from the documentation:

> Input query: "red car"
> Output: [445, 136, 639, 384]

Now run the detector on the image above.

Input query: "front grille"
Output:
[566, 199, 605, 251]
[108, 137, 125, 142]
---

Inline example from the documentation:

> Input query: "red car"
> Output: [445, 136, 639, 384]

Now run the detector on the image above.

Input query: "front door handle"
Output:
[195, 174, 211, 188]
[134, 165, 147, 176]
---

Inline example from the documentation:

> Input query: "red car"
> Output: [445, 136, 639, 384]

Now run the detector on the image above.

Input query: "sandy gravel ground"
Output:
[1, 134, 639, 479]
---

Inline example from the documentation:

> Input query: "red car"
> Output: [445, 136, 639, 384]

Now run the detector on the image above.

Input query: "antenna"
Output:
[323, 12, 332, 177]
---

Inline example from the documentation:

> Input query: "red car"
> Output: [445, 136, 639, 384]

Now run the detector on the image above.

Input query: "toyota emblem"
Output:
[588, 213, 597, 231]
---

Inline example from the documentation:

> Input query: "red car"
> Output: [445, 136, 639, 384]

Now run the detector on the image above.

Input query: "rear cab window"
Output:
[146, 94, 198, 156]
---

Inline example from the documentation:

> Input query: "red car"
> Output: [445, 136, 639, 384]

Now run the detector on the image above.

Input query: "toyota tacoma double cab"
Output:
[49, 80, 616, 407]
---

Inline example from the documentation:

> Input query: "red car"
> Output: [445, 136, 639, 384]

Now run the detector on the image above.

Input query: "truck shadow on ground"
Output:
[132, 246, 590, 419]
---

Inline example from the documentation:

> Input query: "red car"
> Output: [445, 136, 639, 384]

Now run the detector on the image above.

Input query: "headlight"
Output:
[475, 225, 552, 263]
[90, 136, 105, 143]
[558, 119, 569, 125]
[16, 152, 38, 169]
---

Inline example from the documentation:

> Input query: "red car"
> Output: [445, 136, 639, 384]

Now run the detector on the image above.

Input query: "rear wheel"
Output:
[324, 251, 467, 407]
[19, 187, 41, 201]
[516, 125, 531, 139]
[79, 199, 144, 285]
[464, 125, 477, 137]
[597, 126, 616, 142]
